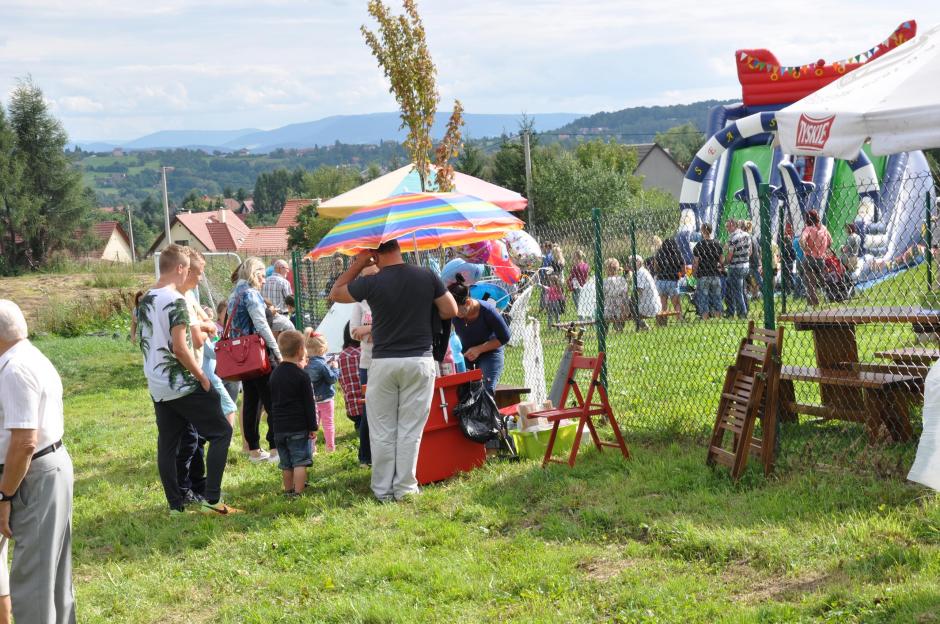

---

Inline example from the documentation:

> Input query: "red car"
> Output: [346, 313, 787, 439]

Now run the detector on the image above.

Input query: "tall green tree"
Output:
[654, 122, 705, 170]
[302, 166, 363, 199]
[7, 77, 92, 265]
[455, 143, 487, 179]
[0, 106, 26, 269]
[287, 201, 339, 251]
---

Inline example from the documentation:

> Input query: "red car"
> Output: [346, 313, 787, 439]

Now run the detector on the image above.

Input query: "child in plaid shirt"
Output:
[337, 323, 364, 429]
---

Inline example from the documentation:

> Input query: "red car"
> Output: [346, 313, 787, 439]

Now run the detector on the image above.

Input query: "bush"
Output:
[34, 291, 134, 337]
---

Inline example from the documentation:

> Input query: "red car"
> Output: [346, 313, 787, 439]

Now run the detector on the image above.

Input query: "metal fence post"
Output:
[291, 250, 304, 330]
[778, 202, 787, 315]
[629, 220, 641, 331]
[592, 207, 608, 388]
[926, 191, 933, 293]
[759, 183, 775, 330]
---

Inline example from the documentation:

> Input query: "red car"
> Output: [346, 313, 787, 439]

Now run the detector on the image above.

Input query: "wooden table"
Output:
[778, 307, 940, 441]
[494, 384, 530, 410]
[874, 346, 940, 366]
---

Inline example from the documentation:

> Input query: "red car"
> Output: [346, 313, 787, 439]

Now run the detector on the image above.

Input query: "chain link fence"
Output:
[289, 171, 938, 478]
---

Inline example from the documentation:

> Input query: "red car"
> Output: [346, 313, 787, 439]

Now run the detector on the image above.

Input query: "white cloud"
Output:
[2, 0, 938, 140]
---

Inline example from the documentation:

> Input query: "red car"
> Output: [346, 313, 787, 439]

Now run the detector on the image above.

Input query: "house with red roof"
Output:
[275, 198, 316, 229]
[145, 207, 293, 258]
[82, 221, 135, 263]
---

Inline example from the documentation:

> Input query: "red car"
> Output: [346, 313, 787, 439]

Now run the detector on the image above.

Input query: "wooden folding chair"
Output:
[525, 352, 631, 468]
[706, 321, 783, 479]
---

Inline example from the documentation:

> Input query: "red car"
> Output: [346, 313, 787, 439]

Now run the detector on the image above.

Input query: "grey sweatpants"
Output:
[10, 448, 76, 624]
[365, 357, 436, 500]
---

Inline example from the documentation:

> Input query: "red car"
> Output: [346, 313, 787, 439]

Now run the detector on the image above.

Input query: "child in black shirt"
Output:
[269, 330, 318, 496]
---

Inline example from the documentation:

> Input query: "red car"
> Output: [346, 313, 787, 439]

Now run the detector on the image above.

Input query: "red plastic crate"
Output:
[416, 369, 487, 485]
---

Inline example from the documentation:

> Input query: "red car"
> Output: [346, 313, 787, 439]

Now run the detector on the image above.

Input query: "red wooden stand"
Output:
[416, 369, 487, 485]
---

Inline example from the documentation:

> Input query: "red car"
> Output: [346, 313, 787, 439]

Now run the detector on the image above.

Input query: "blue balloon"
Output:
[441, 259, 484, 286]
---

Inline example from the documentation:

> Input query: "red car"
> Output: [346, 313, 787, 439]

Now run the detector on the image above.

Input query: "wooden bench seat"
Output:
[778, 365, 916, 441]
[779, 365, 917, 388]
[875, 346, 940, 366]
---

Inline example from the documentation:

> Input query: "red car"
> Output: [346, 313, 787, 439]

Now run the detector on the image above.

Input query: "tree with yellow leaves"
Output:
[362, 0, 463, 192]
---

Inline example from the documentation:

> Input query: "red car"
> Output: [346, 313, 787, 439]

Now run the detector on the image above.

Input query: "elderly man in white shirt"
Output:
[0, 300, 75, 624]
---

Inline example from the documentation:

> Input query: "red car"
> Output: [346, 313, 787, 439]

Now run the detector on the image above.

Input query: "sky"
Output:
[2, 0, 939, 141]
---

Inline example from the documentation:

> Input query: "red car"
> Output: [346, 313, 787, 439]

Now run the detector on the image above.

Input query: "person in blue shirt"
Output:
[446, 274, 512, 396]
[302, 331, 338, 453]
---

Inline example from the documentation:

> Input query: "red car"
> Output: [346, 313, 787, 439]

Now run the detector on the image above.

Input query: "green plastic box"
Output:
[510, 422, 580, 461]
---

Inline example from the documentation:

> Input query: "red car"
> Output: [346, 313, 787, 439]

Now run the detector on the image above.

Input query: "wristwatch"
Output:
[0, 491, 12, 502]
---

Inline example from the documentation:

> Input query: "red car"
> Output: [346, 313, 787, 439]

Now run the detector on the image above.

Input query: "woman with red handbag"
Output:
[226, 257, 282, 463]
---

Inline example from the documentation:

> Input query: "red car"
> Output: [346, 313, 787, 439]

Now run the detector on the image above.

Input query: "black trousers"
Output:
[154, 386, 233, 509]
[177, 426, 206, 496]
[242, 374, 274, 451]
[358, 368, 371, 465]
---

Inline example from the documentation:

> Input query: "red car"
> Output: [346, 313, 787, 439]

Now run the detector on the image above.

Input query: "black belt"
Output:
[0, 440, 62, 472]
[32, 440, 63, 461]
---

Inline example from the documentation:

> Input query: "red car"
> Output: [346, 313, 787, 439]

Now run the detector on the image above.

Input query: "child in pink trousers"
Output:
[303, 330, 339, 453]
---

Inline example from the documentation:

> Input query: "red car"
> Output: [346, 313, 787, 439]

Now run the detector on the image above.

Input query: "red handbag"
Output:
[215, 292, 272, 381]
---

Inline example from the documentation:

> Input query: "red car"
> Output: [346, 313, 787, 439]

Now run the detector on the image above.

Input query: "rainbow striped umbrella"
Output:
[307, 192, 524, 260]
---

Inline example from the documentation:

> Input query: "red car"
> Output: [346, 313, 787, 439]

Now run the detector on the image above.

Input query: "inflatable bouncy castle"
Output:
[678, 20, 935, 282]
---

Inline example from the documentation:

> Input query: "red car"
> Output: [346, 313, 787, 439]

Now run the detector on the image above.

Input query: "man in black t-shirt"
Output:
[330, 240, 457, 501]
[692, 223, 724, 320]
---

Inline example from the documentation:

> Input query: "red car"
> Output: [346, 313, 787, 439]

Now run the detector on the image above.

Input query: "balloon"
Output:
[504, 230, 541, 259]
[487, 240, 522, 284]
[457, 241, 491, 264]
[440, 259, 484, 286]
[470, 283, 511, 310]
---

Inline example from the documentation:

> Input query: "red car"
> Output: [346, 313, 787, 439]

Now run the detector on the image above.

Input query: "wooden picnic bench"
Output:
[777, 307, 940, 442]
[778, 365, 917, 441]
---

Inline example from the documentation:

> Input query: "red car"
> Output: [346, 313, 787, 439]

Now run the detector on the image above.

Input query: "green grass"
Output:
[39, 331, 940, 623]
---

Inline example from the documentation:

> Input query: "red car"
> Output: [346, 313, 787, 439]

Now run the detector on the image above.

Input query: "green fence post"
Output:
[629, 220, 641, 331]
[592, 207, 608, 388]
[778, 202, 787, 315]
[926, 191, 933, 293]
[759, 183, 775, 330]
[291, 250, 304, 330]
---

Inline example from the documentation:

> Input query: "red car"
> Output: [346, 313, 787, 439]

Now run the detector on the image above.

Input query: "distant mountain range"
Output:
[73, 112, 582, 154]
[551, 99, 736, 141]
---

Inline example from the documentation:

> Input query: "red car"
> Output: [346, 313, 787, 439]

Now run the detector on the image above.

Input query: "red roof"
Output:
[90, 220, 132, 248]
[222, 198, 240, 212]
[275, 198, 315, 229]
[240, 227, 289, 255]
[173, 209, 250, 252]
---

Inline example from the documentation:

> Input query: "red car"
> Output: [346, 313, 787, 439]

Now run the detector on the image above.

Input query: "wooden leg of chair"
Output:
[542, 420, 561, 468]
[606, 411, 631, 459]
[761, 407, 777, 476]
[584, 416, 603, 451]
[862, 390, 884, 444]
[567, 417, 588, 467]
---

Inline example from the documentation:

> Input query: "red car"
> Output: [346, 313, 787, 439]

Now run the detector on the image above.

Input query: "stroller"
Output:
[823, 250, 854, 302]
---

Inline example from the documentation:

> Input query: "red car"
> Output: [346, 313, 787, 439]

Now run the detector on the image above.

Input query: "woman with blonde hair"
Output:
[228, 256, 282, 462]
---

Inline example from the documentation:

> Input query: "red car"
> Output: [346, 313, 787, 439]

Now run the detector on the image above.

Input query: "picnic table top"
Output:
[779, 307, 940, 327]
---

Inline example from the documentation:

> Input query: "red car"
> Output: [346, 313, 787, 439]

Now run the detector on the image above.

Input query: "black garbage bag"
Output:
[454, 380, 501, 444]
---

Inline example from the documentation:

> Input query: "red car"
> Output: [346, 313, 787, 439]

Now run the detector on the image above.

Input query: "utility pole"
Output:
[161, 166, 172, 249]
[523, 130, 534, 226]
[125, 204, 137, 263]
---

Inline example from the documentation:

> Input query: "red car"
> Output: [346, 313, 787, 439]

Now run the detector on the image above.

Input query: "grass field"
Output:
[40, 320, 940, 622]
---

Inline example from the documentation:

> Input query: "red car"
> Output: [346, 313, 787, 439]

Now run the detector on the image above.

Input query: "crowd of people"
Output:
[131, 241, 463, 513]
[530, 211, 872, 330]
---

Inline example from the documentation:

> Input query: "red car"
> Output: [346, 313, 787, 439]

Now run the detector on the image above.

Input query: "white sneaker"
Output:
[248, 449, 270, 463]
[265, 449, 280, 463]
